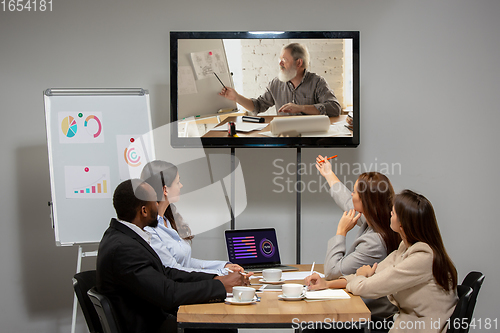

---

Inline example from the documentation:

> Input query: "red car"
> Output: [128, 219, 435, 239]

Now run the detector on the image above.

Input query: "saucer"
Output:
[278, 294, 305, 301]
[259, 278, 285, 284]
[225, 297, 257, 305]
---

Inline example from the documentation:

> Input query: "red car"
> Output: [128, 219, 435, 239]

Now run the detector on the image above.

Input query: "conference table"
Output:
[201, 115, 351, 138]
[177, 264, 370, 332]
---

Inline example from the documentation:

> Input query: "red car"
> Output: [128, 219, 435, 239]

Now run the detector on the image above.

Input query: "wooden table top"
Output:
[177, 264, 370, 324]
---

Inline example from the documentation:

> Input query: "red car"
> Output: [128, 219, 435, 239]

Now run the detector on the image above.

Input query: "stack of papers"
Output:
[305, 289, 350, 300]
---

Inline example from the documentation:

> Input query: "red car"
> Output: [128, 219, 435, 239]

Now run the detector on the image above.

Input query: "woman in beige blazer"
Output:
[306, 190, 458, 333]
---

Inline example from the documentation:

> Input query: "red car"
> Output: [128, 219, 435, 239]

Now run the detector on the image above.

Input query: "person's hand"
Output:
[337, 209, 362, 236]
[356, 263, 377, 277]
[304, 273, 327, 291]
[277, 103, 303, 115]
[315, 155, 341, 187]
[224, 263, 244, 273]
[315, 155, 333, 178]
[219, 87, 238, 101]
[215, 271, 254, 293]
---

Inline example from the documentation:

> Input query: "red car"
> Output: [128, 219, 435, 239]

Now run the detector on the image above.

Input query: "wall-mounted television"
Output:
[170, 31, 359, 148]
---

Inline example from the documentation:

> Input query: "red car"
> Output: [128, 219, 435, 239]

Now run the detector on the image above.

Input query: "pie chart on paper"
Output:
[61, 116, 77, 138]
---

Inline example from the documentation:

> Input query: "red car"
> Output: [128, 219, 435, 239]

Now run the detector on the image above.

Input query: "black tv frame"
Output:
[170, 31, 359, 148]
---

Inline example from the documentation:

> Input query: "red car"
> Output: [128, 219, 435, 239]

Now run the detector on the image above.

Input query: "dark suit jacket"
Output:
[96, 219, 226, 333]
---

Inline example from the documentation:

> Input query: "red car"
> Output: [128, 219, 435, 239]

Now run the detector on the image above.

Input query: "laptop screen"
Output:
[225, 228, 282, 266]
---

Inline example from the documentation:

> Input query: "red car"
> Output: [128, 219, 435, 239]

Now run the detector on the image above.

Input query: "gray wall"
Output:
[1, 0, 499, 332]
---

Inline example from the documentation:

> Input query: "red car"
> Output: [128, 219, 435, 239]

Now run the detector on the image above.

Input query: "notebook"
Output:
[224, 228, 298, 273]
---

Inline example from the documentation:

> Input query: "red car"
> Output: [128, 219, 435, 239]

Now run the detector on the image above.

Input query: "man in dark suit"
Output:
[96, 179, 250, 333]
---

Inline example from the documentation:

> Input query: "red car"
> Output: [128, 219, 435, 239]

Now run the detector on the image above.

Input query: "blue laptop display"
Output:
[224, 228, 298, 272]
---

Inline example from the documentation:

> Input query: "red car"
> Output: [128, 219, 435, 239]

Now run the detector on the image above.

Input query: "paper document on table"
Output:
[281, 271, 325, 281]
[210, 123, 267, 132]
[305, 289, 350, 300]
[329, 123, 353, 136]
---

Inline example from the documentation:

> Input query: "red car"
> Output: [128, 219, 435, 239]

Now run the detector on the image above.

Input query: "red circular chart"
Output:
[84, 115, 102, 138]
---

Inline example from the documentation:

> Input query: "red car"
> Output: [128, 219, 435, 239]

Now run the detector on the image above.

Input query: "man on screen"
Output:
[219, 42, 342, 117]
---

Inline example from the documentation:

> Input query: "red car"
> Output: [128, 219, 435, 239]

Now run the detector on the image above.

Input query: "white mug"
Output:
[282, 283, 304, 298]
[232, 286, 255, 302]
[262, 268, 282, 282]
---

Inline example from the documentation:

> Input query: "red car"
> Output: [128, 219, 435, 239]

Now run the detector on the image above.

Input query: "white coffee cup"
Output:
[262, 268, 282, 282]
[282, 283, 304, 298]
[232, 286, 256, 302]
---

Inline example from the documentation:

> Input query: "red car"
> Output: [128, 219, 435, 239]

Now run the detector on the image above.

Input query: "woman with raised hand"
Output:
[315, 155, 401, 318]
[306, 190, 458, 333]
[140, 160, 243, 276]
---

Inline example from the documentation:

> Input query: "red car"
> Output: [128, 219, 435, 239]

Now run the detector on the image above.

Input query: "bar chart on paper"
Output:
[64, 166, 111, 199]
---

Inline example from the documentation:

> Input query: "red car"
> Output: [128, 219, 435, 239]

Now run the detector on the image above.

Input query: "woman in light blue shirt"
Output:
[141, 160, 243, 275]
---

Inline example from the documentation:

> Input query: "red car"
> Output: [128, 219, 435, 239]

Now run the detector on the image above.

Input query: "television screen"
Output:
[170, 31, 359, 148]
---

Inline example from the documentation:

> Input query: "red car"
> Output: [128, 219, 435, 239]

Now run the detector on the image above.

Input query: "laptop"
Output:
[224, 228, 298, 273]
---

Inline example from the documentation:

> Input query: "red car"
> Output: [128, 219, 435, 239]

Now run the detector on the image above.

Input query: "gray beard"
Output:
[278, 67, 297, 82]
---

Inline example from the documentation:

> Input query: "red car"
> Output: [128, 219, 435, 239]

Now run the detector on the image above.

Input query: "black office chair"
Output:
[87, 287, 122, 333]
[73, 270, 103, 333]
[461, 271, 485, 333]
[447, 285, 473, 333]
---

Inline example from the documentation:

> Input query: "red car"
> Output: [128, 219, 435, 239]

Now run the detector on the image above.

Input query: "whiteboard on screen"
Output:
[44, 88, 155, 246]
[177, 39, 237, 119]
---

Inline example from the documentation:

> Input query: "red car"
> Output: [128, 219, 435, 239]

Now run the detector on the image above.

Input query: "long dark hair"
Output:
[356, 172, 401, 254]
[140, 160, 193, 241]
[394, 190, 457, 292]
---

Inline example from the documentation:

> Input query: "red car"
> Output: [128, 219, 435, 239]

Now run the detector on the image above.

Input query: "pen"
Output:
[319, 155, 338, 163]
[310, 262, 315, 276]
[226, 268, 247, 276]
[213, 72, 226, 89]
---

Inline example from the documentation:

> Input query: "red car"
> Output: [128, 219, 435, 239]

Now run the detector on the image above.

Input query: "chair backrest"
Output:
[73, 270, 103, 333]
[447, 285, 473, 333]
[461, 271, 485, 329]
[87, 287, 122, 333]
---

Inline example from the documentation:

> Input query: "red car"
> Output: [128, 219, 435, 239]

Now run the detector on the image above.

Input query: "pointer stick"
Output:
[213, 72, 226, 89]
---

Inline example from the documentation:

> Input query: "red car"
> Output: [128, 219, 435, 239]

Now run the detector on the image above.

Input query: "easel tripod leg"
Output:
[71, 246, 83, 333]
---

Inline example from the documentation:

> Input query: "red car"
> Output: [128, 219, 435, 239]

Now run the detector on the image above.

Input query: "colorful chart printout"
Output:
[116, 135, 151, 180]
[65, 166, 111, 199]
[61, 116, 78, 138]
[84, 115, 102, 138]
[58, 112, 104, 144]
